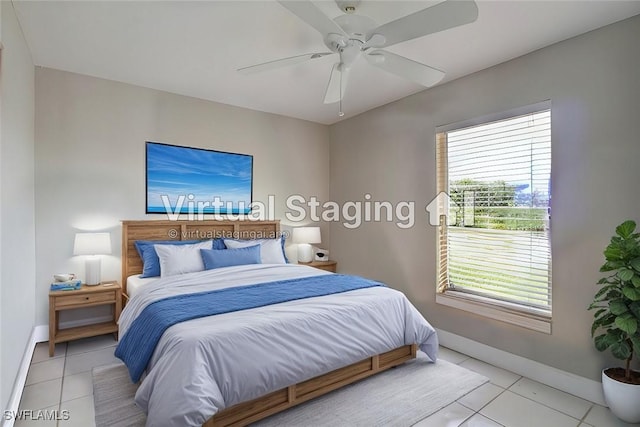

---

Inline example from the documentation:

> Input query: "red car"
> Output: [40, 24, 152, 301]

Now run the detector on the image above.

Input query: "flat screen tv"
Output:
[146, 141, 253, 215]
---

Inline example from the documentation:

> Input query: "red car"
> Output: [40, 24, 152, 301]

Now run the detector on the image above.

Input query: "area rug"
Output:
[93, 353, 488, 427]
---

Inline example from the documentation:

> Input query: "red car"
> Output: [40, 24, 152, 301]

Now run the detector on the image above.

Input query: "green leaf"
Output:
[595, 333, 614, 352]
[591, 322, 599, 337]
[611, 340, 632, 360]
[611, 260, 626, 269]
[618, 268, 635, 282]
[601, 261, 625, 272]
[588, 301, 603, 310]
[592, 313, 616, 334]
[604, 290, 623, 301]
[623, 286, 640, 301]
[615, 315, 638, 335]
[616, 220, 636, 239]
[591, 313, 614, 336]
[592, 289, 622, 303]
[610, 299, 629, 315]
[609, 328, 626, 340]
[593, 308, 607, 319]
[593, 284, 616, 300]
[630, 257, 640, 272]
[604, 246, 623, 261]
[629, 302, 640, 319]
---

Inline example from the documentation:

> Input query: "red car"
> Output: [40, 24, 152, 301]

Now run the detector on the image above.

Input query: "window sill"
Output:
[436, 291, 552, 334]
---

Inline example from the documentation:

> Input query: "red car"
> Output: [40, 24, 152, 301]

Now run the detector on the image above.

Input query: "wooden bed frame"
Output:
[121, 219, 417, 427]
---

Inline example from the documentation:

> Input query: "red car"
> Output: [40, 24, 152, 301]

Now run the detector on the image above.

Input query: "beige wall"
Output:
[34, 68, 330, 325]
[329, 15, 640, 381]
[1, 1, 36, 411]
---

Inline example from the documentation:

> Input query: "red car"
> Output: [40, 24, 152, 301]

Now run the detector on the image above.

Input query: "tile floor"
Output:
[15, 336, 638, 427]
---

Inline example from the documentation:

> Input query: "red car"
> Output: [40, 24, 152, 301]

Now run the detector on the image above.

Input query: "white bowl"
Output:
[54, 273, 73, 282]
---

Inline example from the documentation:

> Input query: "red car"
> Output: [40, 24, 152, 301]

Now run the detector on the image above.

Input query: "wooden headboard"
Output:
[121, 220, 280, 297]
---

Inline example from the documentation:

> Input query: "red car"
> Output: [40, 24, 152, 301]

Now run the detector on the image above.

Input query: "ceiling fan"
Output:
[238, 0, 478, 114]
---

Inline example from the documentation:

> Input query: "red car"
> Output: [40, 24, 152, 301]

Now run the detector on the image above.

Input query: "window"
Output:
[436, 104, 552, 332]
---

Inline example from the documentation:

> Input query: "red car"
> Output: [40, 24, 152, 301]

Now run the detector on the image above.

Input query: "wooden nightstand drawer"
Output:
[54, 291, 116, 308]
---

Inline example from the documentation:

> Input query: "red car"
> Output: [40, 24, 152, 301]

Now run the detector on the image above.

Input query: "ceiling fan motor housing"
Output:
[334, 14, 377, 43]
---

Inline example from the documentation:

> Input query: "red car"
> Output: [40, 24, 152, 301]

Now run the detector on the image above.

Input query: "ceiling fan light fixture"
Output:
[339, 42, 362, 67]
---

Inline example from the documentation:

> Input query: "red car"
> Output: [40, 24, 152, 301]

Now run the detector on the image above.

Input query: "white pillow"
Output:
[223, 237, 287, 264]
[155, 240, 213, 277]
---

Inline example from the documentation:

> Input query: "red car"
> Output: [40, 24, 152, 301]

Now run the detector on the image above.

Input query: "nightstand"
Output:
[48, 281, 122, 356]
[299, 260, 337, 273]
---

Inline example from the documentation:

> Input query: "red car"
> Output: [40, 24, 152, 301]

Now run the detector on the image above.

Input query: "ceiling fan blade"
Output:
[238, 52, 334, 74]
[365, 50, 445, 87]
[278, 0, 347, 37]
[367, 0, 478, 48]
[324, 63, 349, 104]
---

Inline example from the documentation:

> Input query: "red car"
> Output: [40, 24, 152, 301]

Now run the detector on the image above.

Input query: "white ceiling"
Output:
[12, 0, 640, 125]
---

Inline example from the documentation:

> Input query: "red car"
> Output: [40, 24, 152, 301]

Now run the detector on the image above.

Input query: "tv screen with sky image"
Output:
[146, 141, 253, 214]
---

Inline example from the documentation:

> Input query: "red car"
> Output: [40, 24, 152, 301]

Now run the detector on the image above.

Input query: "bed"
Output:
[118, 219, 438, 426]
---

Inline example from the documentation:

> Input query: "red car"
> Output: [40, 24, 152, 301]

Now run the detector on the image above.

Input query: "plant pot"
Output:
[602, 368, 640, 423]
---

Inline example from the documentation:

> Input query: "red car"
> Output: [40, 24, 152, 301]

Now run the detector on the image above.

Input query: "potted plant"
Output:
[589, 220, 640, 423]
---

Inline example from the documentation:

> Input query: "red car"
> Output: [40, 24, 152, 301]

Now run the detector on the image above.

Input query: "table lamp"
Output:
[73, 232, 112, 285]
[292, 227, 321, 263]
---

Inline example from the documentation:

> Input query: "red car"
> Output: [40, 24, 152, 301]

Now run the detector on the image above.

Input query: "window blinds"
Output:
[437, 110, 551, 311]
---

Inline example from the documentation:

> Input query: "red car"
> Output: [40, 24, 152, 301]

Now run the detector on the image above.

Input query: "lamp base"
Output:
[85, 257, 102, 286]
[297, 243, 314, 263]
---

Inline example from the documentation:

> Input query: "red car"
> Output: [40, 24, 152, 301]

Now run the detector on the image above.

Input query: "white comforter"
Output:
[119, 264, 438, 427]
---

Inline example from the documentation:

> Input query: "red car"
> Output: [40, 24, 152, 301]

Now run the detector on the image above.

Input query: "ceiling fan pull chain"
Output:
[338, 69, 345, 117]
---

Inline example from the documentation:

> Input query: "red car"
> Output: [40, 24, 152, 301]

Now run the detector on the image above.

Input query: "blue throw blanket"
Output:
[115, 274, 385, 382]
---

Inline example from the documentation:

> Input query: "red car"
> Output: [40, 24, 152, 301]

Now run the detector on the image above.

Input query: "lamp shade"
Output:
[292, 227, 321, 245]
[73, 232, 112, 256]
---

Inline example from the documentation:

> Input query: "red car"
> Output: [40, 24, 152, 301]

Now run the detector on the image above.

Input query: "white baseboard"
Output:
[436, 328, 606, 406]
[2, 327, 42, 427]
[33, 325, 48, 343]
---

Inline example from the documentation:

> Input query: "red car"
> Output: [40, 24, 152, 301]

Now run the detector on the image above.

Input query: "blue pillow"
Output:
[200, 245, 261, 270]
[135, 238, 225, 277]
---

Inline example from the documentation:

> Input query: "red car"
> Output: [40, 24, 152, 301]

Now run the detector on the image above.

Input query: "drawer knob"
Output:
[85, 297, 89, 300]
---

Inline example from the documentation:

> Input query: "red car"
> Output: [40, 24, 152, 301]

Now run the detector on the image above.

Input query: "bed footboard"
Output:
[205, 344, 418, 427]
